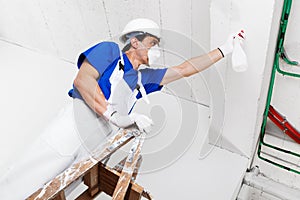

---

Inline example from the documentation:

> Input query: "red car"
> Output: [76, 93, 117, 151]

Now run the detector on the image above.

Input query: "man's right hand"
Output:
[104, 107, 153, 134]
[218, 29, 245, 57]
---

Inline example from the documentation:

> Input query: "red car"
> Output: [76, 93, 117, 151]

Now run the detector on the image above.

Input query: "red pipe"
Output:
[268, 112, 285, 131]
[268, 105, 300, 144]
[269, 106, 300, 138]
[268, 112, 300, 144]
[269, 106, 300, 141]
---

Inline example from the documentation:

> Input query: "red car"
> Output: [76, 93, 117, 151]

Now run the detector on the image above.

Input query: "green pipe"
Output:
[258, 151, 300, 174]
[282, 56, 298, 66]
[259, 0, 292, 140]
[258, 0, 300, 174]
[276, 1, 300, 77]
[262, 141, 300, 157]
[281, 47, 299, 66]
[276, 62, 300, 78]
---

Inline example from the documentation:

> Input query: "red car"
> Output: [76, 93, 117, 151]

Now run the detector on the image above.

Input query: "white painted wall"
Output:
[0, 0, 109, 61]
[210, 0, 300, 195]
[209, 0, 278, 158]
[0, 0, 211, 61]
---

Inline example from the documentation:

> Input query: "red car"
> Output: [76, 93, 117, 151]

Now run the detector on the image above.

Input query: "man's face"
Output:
[137, 36, 160, 65]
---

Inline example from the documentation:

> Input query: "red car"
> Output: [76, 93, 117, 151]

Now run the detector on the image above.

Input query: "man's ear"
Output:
[130, 37, 139, 49]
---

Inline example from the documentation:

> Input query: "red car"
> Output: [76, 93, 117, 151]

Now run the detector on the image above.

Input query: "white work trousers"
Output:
[0, 98, 113, 199]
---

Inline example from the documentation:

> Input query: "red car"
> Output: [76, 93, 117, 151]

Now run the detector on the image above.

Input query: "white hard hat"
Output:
[120, 18, 161, 43]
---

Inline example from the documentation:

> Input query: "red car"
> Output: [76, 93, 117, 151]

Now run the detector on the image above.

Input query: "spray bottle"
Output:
[232, 31, 248, 72]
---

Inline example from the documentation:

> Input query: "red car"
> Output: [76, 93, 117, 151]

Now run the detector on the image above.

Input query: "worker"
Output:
[0, 18, 245, 199]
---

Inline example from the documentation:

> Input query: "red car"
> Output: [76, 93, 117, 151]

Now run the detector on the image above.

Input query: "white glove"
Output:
[103, 105, 153, 133]
[103, 105, 134, 128]
[129, 113, 154, 134]
[109, 111, 134, 128]
[219, 29, 245, 57]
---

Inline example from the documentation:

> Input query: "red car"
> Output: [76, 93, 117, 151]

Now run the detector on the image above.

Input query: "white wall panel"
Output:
[102, 0, 161, 41]
[0, 0, 111, 61]
[210, 0, 277, 157]
[190, 0, 211, 106]
[0, 0, 57, 53]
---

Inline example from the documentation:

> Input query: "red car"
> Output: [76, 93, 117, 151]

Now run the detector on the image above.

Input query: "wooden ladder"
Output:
[27, 129, 153, 200]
